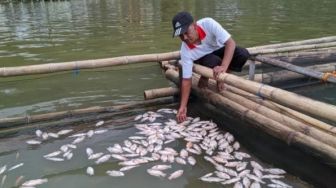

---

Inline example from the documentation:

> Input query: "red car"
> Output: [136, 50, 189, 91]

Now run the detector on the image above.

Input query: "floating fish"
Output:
[57, 129, 73, 136]
[119, 165, 138, 172]
[8, 163, 24, 171]
[35, 130, 43, 137]
[48, 132, 59, 138]
[72, 136, 85, 144]
[45, 157, 64, 162]
[26, 140, 41, 145]
[1, 175, 6, 188]
[89, 152, 104, 160]
[168, 170, 183, 180]
[151, 164, 171, 171]
[95, 120, 104, 127]
[15, 175, 24, 186]
[0, 165, 6, 175]
[147, 169, 166, 177]
[44, 151, 61, 158]
[95, 154, 111, 164]
[86, 167, 94, 176]
[21, 178, 48, 187]
[106, 170, 124, 177]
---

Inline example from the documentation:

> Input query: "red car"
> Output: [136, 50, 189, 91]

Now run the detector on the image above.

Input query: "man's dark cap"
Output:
[172, 11, 194, 37]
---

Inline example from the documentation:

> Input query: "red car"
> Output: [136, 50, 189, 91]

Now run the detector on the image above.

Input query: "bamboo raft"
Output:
[1, 36, 336, 167]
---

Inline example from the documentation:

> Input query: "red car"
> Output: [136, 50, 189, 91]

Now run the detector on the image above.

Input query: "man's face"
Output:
[179, 24, 199, 44]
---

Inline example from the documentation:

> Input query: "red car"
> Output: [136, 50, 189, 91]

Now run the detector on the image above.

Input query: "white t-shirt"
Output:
[180, 18, 231, 78]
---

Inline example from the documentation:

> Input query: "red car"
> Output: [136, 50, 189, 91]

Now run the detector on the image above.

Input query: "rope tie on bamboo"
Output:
[321, 71, 336, 82]
[256, 84, 265, 99]
[26, 114, 31, 124]
[73, 62, 80, 76]
[124, 56, 129, 64]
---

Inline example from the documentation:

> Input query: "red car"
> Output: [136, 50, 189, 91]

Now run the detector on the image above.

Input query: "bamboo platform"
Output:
[1, 36, 336, 167]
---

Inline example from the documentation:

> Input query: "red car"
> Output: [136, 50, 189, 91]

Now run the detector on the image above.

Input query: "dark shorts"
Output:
[194, 46, 250, 72]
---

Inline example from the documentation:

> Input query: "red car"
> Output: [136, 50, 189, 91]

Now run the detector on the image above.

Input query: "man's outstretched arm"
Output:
[176, 78, 192, 123]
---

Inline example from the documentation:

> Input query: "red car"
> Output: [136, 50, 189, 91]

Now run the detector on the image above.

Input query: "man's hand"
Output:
[213, 66, 226, 79]
[176, 106, 187, 123]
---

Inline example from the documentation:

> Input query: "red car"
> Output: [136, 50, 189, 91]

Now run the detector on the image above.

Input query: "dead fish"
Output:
[60, 145, 69, 153]
[88, 152, 104, 160]
[46, 157, 64, 162]
[15, 175, 24, 186]
[8, 163, 24, 171]
[0, 165, 6, 175]
[57, 129, 73, 136]
[232, 142, 240, 150]
[147, 169, 166, 177]
[215, 171, 230, 179]
[1, 175, 6, 188]
[95, 120, 104, 127]
[86, 167, 94, 176]
[69, 133, 87, 138]
[233, 182, 243, 188]
[119, 165, 138, 172]
[247, 174, 265, 184]
[151, 164, 171, 171]
[201, 177, 224, 183]
[94, 129, 108, 134]
[111, 154, 128, 161]
[134, 115, 142, 121]
[262, 174, 284, 179]
[35, 130, 43, 137]
[64, 152, 73, 160]
[221, 177, 241, 185]
[43, 151, 61, 158]
[26, 140, 41, 145]
[187, 156, 196, 166]
[175, 157, 186, 165]
[67, 144, 77, 149]
[86, 130, 94, 138]
[42, 132, 49, 140]
[48, 132, 59, 138]
[250, 181, 261, 188]
[72, 136, 85, 144]
[265, 168, 286, 175]
[243, 177, 251, 188]
[267, 184, 285, 188]
[251, 161, 264, 171]
[253, 168, 263, 178]
[106, 170, 124, 177]
[271, 179, 292, 188]
[21, 178, 48, 187]
[95, 154, 111, 164]
[86, 148, 94, 156]
[107, 146, 123, 154]
[168, 170, 183, 180]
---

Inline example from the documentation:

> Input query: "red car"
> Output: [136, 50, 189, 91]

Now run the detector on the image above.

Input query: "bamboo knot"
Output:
[286, 131, 297, 145]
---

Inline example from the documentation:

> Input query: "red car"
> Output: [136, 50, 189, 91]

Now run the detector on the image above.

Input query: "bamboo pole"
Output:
[165, 69, 336, 161]
[0, 51, 180, 77]
[0, 97, 176, 127]
[247, 36, 336, 51]
[248, 42, 336, 55]
[144, 87, 179, 100]
[247, 62, 336, 84]
[193, 64, 336, 123]
[251, 55, 336, 83]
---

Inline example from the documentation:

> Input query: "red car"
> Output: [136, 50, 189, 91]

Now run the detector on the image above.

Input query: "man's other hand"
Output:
[176, 107, 187, 123]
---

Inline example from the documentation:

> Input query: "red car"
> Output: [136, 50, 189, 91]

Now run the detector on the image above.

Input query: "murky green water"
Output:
[0, 0, 335, 187]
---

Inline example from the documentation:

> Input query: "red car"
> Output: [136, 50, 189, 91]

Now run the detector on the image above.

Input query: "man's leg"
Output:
[213, 46, 250, 72]
[194, 54, 222, 88]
